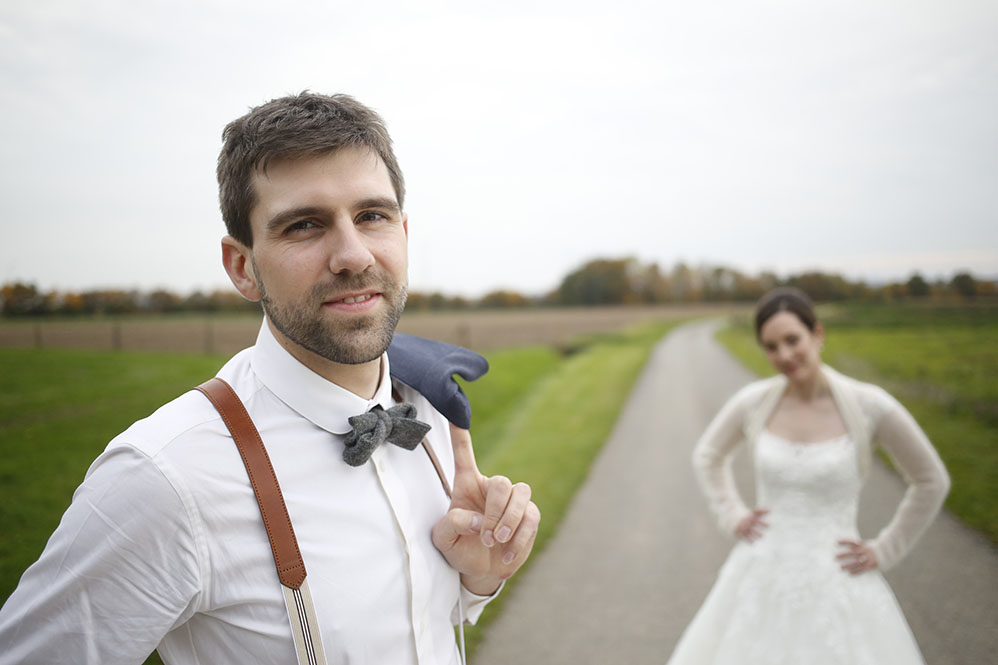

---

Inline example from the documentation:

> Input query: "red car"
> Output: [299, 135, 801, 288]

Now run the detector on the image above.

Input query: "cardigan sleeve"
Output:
[866, 387, 951, 570]
[692, 384, 759, 534]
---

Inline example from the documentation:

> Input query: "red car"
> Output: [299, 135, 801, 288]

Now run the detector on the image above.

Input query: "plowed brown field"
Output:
[0, 304, 744, 354]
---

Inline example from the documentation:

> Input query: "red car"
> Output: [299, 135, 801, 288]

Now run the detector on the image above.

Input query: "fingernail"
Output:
[471, 514, 482, 531]
[483, 530, 495, 547]
[502, 551, 515, 565]
[495, 526, 512, 543]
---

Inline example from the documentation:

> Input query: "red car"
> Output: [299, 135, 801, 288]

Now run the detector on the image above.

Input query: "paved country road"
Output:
[473, 320, 998, 665]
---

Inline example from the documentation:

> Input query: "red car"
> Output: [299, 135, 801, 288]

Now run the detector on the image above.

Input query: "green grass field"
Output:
[716, 303, 998, 542]
[0, 318, 679, 661]
[0, 349, 229, 598]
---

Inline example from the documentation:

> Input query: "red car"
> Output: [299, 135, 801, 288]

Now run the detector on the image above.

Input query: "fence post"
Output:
[457, 322, 471, 349]
[203, 319, 214, 354]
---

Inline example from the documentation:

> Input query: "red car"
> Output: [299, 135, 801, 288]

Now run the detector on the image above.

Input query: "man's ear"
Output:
[221, 236, 261, 302]
[402, 211, 409, 239]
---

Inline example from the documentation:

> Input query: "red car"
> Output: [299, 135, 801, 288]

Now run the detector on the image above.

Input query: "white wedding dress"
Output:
[667, 430, 925, 665]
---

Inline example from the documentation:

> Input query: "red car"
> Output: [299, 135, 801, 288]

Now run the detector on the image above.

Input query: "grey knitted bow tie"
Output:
[342, 403, 431, 467]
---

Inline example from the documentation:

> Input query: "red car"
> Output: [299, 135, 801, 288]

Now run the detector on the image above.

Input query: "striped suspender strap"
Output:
[196, 378, 327, 665]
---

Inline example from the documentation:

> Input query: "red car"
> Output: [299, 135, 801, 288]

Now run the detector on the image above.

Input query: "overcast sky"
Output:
[1, 0, 995, 298]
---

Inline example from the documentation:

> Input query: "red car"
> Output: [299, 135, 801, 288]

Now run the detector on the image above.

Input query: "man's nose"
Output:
[328, 224, 376, 274]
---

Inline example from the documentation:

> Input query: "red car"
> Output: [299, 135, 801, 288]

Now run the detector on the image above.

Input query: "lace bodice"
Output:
[755, 431, 860, 543]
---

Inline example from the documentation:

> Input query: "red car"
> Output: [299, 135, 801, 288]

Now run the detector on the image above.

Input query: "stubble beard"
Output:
[256, 264, 408, 365]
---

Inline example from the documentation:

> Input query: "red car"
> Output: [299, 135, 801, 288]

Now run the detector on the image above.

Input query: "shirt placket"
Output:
[370, 446, 437, 664]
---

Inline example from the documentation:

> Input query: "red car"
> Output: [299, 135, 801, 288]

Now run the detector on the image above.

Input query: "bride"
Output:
[666, 288, 950, 665]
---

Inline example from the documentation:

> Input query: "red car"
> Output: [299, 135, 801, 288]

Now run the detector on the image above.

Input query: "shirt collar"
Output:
[250, 320, 395, 435]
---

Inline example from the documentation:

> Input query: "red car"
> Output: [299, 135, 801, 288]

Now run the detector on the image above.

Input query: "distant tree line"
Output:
[1, 258, 993, 317]
[0, 284, 261, 317]
[547, 259, 994, 306]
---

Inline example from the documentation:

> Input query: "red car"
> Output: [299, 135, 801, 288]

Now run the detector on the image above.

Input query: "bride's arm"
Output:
[692, 384, 759, 535]
[867, 388, 950, 570]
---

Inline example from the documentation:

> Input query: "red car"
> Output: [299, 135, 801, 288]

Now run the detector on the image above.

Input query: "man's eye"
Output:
[287, 219, 318, 233]
[358, 211, 388, 223]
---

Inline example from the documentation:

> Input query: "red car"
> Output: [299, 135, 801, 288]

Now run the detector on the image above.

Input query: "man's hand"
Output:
[432, 423, 540, 596]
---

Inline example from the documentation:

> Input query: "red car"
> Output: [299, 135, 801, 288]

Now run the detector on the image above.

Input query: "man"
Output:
[0, 92, 540, 664]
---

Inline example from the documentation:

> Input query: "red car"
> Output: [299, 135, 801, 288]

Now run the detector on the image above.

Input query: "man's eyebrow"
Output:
[356, 197, 401, 213]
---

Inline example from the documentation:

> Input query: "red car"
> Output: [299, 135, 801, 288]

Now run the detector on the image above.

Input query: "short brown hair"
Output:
[217, 92, 405, 246]
[754, 287, 818, 340]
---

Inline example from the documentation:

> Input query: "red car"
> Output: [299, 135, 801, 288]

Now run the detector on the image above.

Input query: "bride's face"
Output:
[758, 311, 824, 385]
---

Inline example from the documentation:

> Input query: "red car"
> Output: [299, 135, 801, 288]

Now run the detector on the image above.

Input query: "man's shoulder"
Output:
[393, 379, 447, 429]
[392, 379, 454, 466]
[387, 334, 487, 429]
[110, 388, 228, 458]
[110, 348, 260, 459]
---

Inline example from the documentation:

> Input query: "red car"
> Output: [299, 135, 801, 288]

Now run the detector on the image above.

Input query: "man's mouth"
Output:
[338, 294, 374, 304]
[323, 291, 382, 310]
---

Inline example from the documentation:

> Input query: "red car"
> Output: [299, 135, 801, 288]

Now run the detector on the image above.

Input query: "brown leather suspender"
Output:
[196, 378, 307, 588]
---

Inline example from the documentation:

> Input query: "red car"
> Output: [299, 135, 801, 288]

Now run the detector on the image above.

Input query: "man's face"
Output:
[243, 146, 409, 365]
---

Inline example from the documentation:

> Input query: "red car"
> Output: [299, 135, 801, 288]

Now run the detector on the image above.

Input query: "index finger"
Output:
[449, 422, 479, 475]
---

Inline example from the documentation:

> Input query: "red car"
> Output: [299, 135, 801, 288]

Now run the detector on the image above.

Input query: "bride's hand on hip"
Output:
[735, 508, 770, 542]
[836, 539, 878, 574]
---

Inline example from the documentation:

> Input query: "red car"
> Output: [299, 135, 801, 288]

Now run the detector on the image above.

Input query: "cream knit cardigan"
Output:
[692, 364, 950, 570]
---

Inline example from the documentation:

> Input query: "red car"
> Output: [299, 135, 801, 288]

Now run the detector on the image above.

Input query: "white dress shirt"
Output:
[0, 322, 495, 664]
